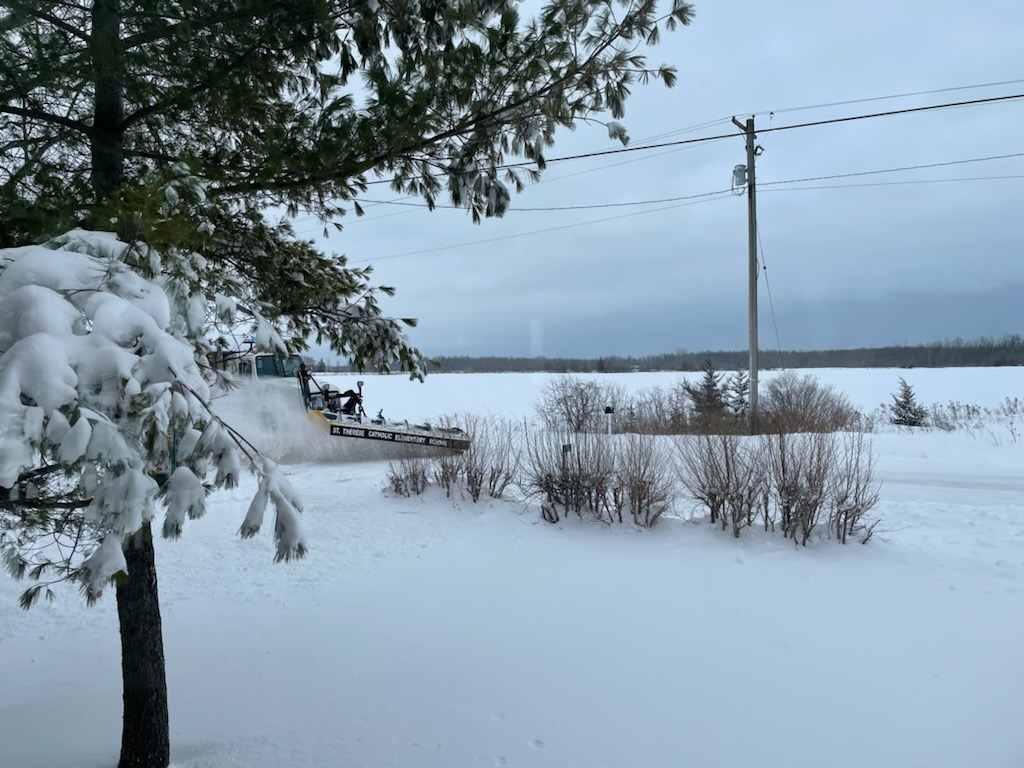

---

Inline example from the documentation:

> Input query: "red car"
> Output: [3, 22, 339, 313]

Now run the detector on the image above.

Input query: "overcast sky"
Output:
[303, 0, 1024, 360]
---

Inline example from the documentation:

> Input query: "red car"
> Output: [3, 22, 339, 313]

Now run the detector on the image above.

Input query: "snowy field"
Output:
[2, 367, 1023, 768]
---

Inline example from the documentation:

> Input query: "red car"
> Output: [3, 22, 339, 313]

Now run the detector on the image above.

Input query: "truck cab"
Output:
[212, 349, 303, 379]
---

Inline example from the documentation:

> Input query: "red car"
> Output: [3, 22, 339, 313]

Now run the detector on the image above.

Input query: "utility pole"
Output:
[732, 116, 759, 433]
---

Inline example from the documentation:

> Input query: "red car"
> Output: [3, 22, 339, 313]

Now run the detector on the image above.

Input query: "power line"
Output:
[500, 131, 721, 187]
[759, 152, 1024, 187]
[352, 187, 735, 213]
[351, 124, 729, 215]
[360, 91, 1024, 186]
[628, 78, 1024, 144]
[292, 120, 736, 234]
[288, 194, 419, 229]
[625, 117, 735, 146]
[294, 88, 1023, 233]
[331, 152, 1024, 217]
[760, 174, 1024, 193]
[753, 77, 1024, 117]
[353, 158, 1023, 263]
[359, 132, 732, 185]
[293, 94, 1023, 235]
[359, 191, 736, 263]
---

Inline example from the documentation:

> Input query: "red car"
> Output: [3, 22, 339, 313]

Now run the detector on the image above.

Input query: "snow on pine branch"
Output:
[0, 230, 307, 603]
[238, 457, 308, 563]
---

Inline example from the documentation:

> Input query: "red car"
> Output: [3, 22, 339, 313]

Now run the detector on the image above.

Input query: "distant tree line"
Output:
[411, 334, 1024, 373]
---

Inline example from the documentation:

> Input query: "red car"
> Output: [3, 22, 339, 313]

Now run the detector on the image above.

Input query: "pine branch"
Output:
[2, 1, 90, 42]
[0, 104, 91, 136]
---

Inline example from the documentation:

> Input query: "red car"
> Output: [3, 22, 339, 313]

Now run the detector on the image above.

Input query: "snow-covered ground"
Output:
[2, 368, 1023, 768]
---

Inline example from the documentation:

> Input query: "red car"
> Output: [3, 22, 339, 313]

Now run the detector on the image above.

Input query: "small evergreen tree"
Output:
[890, 378, 928, 427]
[683, 359, 726, 419]
[727, 369, 749, 418]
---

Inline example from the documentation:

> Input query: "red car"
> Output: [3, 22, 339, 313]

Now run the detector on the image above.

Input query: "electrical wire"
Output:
[319, 152, 1024, 218]
[338, 126, 729, 222]
[755, 222, 785, 370]
[287, 194, 419, 229]
[290, 80, 1023, 232]
[351, 156, 1023, 263]
[291, 121, 736, 234]
[357, 91, 1024, 186]
[292, 118, 737, 232]
[759, 174, 1024, 193]
[752, 77, 1024, 117]
[759, 152, 1024, 187]
[359, 190, 736, 263]
[292, 90, 1022, 233]
[350, 187, 736, 213]
[292, 98, 1023, 236]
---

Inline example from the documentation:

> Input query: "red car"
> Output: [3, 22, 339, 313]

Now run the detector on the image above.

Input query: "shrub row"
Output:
[534, 370, 860, 436]
[675, 431, 879, 544]
[384, 420, 881, 544]
[535, 370, 1022, 444]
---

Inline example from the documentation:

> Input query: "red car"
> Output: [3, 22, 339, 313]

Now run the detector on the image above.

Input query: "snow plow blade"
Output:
[327, 422, 471, 452]
[297, 367, 471, 452]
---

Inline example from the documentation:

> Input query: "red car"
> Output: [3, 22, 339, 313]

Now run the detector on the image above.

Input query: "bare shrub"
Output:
[613, 434, 675, 527]
[461, 416, 521, 502]
[859, 405, 886, 434]
[673, 434, 727, 525]
[675, 424, 882, 546]
[486, 420, 522, 499]
[674, 434, 766, 536]
[432, 450, 463, 498]
[827, 431, 881, 543]
[618, 381, 690, 435]
[765, 431, 834, 545]
[760, 370, 859, 433]
[521, 428, 616, 524]
[722, 437, 767, 537]
[762, 432, 797, 535]
[534, 375, 625, 434]
[791, 432, 835, 545]
[424, 415, 465, 497]
[996, 397, 1024, 443]
[664, 380, 691, 432]
[922, 399, 1024, 444]
[926, 403, 957, 432]
[385, 452, 430, 496]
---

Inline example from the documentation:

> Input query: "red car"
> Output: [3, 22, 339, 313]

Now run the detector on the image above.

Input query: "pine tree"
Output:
[684, 359, 726, 419]
[890, 377, 928, 427]
[727, 369, 749, 418]
[0, 3, 695, 767]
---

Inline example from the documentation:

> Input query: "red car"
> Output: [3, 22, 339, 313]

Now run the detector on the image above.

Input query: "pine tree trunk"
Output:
[116, 522, 170, 768]
[88, 3, 170, 760]
[90, 0, 124, 200]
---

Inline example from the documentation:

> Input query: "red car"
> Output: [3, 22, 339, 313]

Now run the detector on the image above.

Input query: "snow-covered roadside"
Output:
[2, 417, 1022, 767]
